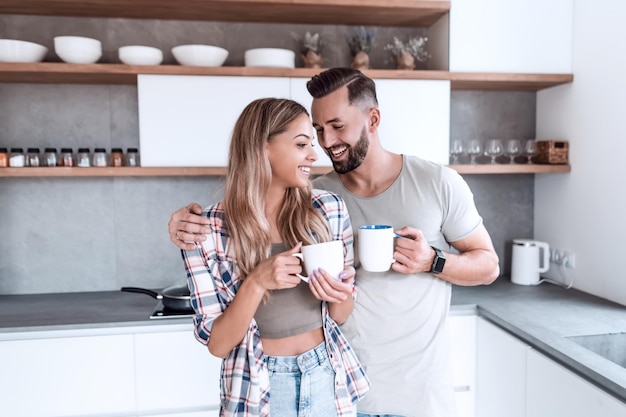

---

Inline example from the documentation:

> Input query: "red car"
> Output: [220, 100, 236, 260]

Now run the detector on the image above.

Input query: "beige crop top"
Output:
[254, 243, 323, 339]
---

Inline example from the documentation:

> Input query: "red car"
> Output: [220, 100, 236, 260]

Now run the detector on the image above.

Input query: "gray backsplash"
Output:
[0, 15, 535, 294]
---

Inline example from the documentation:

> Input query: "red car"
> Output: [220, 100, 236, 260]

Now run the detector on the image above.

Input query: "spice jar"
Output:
[126, 147, 139, 167]
[0, 148, 8, 167]
[42, 147, 58, 167]
[9, 148, 25, 167]
[110, 148, 124, 167]
[26, 148, 40, 167]
[92, 148, 107, 167]
[77, 148, 91, 167]
[60, 148, 74, 167]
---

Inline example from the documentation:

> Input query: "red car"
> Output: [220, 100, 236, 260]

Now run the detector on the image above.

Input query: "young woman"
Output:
[182, 98, 369, 417]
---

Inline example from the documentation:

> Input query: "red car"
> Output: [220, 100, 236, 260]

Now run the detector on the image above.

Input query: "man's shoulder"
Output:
[402, 155, 462, 182]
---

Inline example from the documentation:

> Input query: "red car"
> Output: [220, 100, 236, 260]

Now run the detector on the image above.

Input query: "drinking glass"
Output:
[524, 139, 538, 164]
[505, 139, 522, 164]
[450, 140, 465, 164]
[484, 139, 503, 164]
[467, 139, 482, 164]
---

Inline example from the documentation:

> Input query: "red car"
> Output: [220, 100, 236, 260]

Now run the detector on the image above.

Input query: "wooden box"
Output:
[534, 140, 569, 164]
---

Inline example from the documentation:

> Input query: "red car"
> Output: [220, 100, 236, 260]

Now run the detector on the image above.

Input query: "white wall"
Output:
[535, 0, 626, 305]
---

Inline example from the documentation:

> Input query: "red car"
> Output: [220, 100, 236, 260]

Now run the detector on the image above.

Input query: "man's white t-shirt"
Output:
[314, 155, 482, 417]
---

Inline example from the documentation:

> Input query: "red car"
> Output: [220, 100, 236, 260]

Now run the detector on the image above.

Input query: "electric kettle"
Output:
[511, 239, 550, 285]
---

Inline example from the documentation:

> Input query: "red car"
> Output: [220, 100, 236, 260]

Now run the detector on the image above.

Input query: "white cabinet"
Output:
[449, 314, 477, 417]
[0, 325, 222, 417]
[138, 75, 451, 168]
[374, 79, 450, 165]
[0, 333, 136, 417]
[449, 0, 573, 73]
[138, 75, 291, 167]
[135, 328, 222, 414]
[526, 349, 626, 417]
[476, 317, 527, 417]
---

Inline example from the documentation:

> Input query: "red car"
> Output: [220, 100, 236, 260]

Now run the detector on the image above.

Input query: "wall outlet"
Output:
[550, 248, 575, 268]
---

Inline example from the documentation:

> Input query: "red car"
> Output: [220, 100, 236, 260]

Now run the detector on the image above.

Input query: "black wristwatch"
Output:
[430, 246, 446, 274]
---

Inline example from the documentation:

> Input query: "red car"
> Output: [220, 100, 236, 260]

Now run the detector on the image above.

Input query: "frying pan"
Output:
[121, 284, 192, 311]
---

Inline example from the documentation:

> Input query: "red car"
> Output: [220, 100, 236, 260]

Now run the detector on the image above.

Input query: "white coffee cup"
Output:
[293, 240, 344, 282]
[358, 224, 396, 272]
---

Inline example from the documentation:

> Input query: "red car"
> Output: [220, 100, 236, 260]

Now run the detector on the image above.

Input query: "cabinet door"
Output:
[476, 318, 527, 417]
[0, 334, 135, 417]
[449, 0, 573, 73]
[526, 349, 626, 417]
[374, 79, 450, 165]
[135, 327, 222, 414]
[448, 314, 477, 417]
[138, 75, 291, 167]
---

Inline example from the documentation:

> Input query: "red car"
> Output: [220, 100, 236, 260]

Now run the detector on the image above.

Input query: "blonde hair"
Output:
[224, 98, 332, 279]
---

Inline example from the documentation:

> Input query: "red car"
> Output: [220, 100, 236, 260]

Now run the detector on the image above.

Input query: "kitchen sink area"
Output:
[567, 333, 626, 369]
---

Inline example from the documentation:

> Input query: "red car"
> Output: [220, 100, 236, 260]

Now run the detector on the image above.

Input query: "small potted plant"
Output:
[293, 31, 323, 68]
[385, 36, 430, 70]
[345, 26, 377, 70]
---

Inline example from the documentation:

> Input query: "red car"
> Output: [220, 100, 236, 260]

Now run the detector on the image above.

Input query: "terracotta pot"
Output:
[351, 50, 370, 70]
[396, 51, 415, 70]
[302, 50, 323, 68]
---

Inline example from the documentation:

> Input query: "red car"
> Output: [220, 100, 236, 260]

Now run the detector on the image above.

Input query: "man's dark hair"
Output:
[306, 67, 378, 109]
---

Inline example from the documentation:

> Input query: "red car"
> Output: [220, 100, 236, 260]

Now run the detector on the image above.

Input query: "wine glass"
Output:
[524, 139, 538, 164]
[505, 139, 522, 164]
[450, 140, 465, 164]
[467, 139, 482, 164]
[484, 139, 503, 164]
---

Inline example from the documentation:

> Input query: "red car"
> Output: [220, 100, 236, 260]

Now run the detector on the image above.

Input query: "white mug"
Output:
[358, 225, 396, 272]
[293, 240, 344, 282]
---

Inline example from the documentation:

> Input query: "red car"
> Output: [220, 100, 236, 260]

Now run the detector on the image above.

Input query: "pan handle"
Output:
[121, 287, 163, 300]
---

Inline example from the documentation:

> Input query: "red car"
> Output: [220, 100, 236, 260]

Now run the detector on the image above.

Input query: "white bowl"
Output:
[171, 44, 228, 67]
[118, 45, 163, 65]
[244, 48, 295, 68]
[0, 39, 48, 63]
[54, 36, 102, 64]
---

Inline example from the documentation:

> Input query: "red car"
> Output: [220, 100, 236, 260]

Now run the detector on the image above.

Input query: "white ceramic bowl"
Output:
[54, 36, 102, 64]
[118, 45, 163, 65]
[244, 48, 295, 68]
[0, 39, 48, 63]
[171, 44, 228, 67]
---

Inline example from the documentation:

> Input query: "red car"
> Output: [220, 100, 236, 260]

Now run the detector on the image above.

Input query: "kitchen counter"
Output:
[1, 279, 625, 402]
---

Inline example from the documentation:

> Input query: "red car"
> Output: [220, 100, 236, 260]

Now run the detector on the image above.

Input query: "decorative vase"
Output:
[351, 50, 370, 71]
[395, 51, 415, 70]
[302, 50, 323, 68]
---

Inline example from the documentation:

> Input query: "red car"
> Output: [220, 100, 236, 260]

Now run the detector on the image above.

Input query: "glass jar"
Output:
[126, 147, 139, 167]
[26, 147, 40, 167]
[77, 148, 91, 167]
[60, 148, 74, 167]
[0, 147, 8, 167]
[110, 147, 124, 167]
[92, 148, 107, 167]
[43, 147, 58, 167]
[9, 148, 25, 167]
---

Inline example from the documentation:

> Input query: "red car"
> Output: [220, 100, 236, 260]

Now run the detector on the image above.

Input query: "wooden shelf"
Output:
[0, 0, 450, 27]
[0, 63, 574, 91]
[451, 164, 571, 174]
[0, 165, 569, 177]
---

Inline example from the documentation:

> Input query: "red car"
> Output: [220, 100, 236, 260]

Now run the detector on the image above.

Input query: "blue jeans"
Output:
[264, 342, 340, 417]
[357, 414, 406, 417]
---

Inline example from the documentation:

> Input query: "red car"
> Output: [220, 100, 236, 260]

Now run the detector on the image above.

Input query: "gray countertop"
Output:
[1, 279, 625, 402]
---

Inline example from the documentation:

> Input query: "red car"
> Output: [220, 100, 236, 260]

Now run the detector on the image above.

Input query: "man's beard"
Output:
[331, 127, 369, 174]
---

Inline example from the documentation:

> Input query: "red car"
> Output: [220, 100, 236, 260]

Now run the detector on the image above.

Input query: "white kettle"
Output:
[511, 239, 550, 285]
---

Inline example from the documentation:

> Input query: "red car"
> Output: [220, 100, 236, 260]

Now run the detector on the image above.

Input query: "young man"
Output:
[169, 68, 499, 417]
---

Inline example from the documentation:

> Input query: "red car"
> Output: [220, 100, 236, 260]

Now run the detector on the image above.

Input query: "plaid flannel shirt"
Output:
[182, 189, 370, 417]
